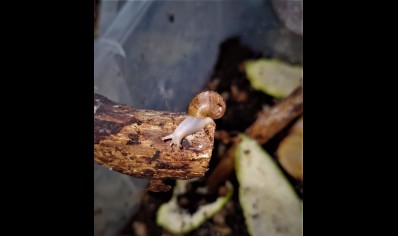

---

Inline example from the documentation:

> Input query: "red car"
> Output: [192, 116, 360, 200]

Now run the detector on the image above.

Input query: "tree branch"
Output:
[206, 86, 303, 192]
[245, 86, 303, 144]
[94, 93, 215, 192]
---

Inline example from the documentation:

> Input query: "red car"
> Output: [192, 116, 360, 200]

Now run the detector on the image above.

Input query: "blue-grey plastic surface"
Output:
[94, 1, 302, 235]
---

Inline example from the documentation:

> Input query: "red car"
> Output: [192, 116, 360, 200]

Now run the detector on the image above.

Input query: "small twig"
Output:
[94, 93, 216, 192]
[206, 86, 303, 191]
[246, 86, 303, 144]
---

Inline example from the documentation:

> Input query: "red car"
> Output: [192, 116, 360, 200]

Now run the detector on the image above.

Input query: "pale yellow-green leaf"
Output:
[156, 179, 233, 234]
[245, 59, 302, 98]
[235, 135, 302, 236]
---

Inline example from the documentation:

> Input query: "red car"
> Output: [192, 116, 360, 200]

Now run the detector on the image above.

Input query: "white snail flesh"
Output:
[162, 91, 226, 148]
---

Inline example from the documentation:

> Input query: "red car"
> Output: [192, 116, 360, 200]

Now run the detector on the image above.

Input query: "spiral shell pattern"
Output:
[188, 91, 226, 119]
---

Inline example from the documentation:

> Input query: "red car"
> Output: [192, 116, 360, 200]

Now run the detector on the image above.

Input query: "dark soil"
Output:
[118, 37, 302, 236]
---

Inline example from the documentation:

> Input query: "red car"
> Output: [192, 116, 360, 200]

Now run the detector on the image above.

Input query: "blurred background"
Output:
[94, 1, 302, 235]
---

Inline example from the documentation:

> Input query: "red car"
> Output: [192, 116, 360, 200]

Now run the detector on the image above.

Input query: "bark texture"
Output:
[94, 93, 215, 191]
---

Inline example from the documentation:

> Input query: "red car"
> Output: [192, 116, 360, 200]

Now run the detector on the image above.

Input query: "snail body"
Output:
[162, 91, 226, 148]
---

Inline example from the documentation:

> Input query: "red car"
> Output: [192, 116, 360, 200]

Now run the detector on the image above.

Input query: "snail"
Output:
[162, 91, 226, 148]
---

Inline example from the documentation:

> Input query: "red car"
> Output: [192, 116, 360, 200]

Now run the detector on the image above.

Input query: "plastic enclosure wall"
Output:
[94, 1, 303, 236]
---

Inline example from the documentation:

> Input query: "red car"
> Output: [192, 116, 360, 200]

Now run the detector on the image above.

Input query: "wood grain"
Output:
[94, 93, 216, 191]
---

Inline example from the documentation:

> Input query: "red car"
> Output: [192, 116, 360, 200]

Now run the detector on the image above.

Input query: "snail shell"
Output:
[188, 91, 226, 119]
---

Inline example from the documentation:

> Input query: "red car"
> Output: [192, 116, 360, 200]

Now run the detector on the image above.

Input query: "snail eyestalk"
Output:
[162, 91, 226, 148]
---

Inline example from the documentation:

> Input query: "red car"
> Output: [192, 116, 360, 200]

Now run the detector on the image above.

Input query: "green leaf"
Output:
[235, 135, 302, 236]
[156, 179, 233, 234]
[244, 59, 302, 98]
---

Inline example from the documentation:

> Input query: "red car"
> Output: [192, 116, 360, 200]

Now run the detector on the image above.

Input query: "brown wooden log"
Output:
[94, 93, 216, 192]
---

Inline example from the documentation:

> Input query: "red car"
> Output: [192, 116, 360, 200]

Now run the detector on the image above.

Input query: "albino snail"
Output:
[162, 91, 226, 148]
